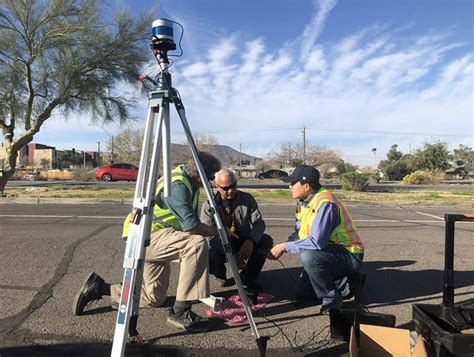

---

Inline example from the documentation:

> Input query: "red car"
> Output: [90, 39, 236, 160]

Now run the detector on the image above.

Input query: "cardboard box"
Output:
[349, 324, 427, 357]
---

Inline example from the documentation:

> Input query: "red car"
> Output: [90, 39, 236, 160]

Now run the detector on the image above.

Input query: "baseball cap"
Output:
[282, 165, 320, 184]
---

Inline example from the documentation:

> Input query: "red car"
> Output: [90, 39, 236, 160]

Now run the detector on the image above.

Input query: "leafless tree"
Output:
[269, 142, 304, 168]
[269, 142, 342, 177]
[306, 147, 342, 178]
[111, 128, 144, 165]
[186, 133, 219, 148]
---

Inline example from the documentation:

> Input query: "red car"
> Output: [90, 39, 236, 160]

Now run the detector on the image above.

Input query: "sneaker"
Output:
[166, 308, 212, 333]
[320, 296, 343, 315]
[72, 272, 104, 316]
[345, 271, 366, 301]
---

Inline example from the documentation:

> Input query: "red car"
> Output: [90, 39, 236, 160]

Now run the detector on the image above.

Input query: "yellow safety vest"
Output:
[297, 188, 364, 254]
[121, 165, 198, 238]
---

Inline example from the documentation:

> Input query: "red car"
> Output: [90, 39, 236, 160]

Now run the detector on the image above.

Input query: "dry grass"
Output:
[4, 185, 135, 200]
[245, 189, 474, 204]
[3, 185, 473, 205]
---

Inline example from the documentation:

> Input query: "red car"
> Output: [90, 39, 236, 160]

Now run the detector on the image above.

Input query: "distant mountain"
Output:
[170, 143, 260, 167]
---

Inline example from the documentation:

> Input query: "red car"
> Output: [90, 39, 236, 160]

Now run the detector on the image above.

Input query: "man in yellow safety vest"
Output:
[73, 152, 222, 333]
[267, 164, 365, 315]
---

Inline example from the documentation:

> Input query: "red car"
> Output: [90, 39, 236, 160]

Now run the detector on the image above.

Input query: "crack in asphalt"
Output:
[0, 285, 38, 291]
[0, 225, 113, 342]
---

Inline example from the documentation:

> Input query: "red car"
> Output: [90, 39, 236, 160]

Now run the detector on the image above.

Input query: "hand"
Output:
[236, 254, 246, 269]
[237, 239, 255, 262]
[226, 227, 240, 240]
[267, 243, 286, 260]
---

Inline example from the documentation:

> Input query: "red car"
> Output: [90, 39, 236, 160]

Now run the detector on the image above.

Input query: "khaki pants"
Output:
[111, 227, 210, 308]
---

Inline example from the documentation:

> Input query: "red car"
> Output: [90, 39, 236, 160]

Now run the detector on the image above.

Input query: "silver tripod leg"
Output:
[174, 98, 269, 355]
[111, 92, 167, 357]
[111, 73, 268, 355]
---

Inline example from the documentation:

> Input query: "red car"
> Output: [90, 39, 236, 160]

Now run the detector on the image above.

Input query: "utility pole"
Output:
[111, 135, 114, 163]
[83, 151, 86, 167]
[91, 124, 114, 163]
[302, 126, 306, 165]
[97, 141, 101, 167]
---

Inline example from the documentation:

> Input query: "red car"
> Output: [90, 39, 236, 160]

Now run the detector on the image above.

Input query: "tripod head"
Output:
[151, 19, 176, 63]
[145, 18, 183, 91]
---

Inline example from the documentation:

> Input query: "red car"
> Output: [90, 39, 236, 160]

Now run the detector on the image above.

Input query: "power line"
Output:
[198, 125, 472, 138]
[305, 126, 470, 138]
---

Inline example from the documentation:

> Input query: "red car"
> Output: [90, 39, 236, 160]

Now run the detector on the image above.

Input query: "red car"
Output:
[95, 163, 139, 182]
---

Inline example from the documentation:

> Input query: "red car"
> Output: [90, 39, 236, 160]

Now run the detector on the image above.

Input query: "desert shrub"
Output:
[72, 168, 96, 182]
[403, 170, 431, 184]
[340, 172, 369, 191]
[427, 170, 445, 184]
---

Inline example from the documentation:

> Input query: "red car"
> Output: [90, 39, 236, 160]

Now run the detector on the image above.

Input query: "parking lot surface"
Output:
[0, 201, 473, 356]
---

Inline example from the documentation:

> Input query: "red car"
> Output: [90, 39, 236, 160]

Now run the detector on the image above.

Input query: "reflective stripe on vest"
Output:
[121, 166, 198, 238]
[297, 188, 364, 254]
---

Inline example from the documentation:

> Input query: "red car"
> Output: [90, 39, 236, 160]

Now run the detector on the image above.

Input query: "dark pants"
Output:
[296, 244, 363, 305]
[208, 234, 273, 283]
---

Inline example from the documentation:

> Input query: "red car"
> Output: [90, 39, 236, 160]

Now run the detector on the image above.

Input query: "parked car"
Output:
[256, 169, 289, 180]
[95, 163, 139, 182]
[23, 172, 44, 181]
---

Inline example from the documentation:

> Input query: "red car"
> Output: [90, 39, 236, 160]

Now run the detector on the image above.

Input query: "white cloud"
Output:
[31, 1, 474, 167]
[168, 12, 472, 166]
[299, 0, 338, 59]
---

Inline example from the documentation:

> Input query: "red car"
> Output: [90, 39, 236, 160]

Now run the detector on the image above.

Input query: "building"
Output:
[0, 142, 99, 170]
[27, 143, 56, 168]
[0, 142, 28, 168]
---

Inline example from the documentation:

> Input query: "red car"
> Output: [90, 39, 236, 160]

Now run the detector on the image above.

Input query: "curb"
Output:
[0, 197, 133, 205]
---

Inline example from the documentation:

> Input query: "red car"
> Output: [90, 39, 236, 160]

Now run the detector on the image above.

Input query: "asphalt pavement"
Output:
[0, 201, 473, 356]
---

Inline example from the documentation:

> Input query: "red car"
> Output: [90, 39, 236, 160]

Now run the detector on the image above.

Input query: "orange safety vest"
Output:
[297, 188, 364, 254]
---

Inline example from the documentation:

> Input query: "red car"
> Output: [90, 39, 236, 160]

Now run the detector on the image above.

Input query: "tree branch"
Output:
[12, 97, 62, 152]
[24, 62, 34, 130]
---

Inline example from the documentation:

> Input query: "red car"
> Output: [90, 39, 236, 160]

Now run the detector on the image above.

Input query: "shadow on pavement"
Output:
[360, 260, 474, 306]
[260, 260, 474, 308]
[0, 342, 352, 356]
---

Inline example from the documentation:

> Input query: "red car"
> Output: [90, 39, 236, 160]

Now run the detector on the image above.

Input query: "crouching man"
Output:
[267, 165, 365, 314]
[200, 168, 273, 303]
[73, 152, 222, 333]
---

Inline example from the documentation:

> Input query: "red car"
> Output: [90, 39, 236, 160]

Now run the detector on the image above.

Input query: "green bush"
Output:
[402, 170, 431, 185]
[340, 172, 369, 191]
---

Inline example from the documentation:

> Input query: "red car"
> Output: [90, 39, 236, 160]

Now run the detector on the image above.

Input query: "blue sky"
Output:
[36, 0, 473, 166]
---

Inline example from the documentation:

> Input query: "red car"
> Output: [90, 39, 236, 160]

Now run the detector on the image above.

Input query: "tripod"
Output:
[111, 44, 268, 357]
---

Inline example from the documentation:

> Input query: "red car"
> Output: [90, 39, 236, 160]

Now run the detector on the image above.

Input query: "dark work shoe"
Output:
[242, 278, 263, 293]
[73, 272, 104, 316]
[215, 276, 235, 287]
[320, 296, 343, 315]
[166, 308, 212, 333]
[345, 271, 366, 301]
[293, 296, 322, 309]
[246, 291, 259, 305]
